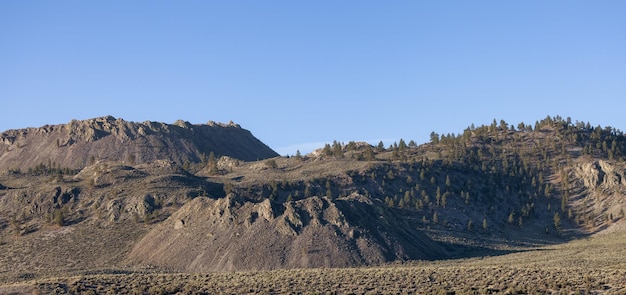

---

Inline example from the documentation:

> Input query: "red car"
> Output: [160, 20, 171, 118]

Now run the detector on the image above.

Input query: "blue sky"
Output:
[1, 1, 624, 155]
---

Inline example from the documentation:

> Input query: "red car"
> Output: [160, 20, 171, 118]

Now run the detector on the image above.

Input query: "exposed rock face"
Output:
[572, 160, 626, 228]
[127, 193, 447, 271]
[0, 116, 278, 170]
[575, 160, 626, 190]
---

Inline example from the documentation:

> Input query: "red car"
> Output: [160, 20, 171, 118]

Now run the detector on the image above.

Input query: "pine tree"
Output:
[207, 152, 218, 175]
[363, 145, 375, 161]
[398, 139, 407, 151]
[332, 140, 343, 157]
[553, 212, 561, 230]
[421, 190, 430, 204]
[325, 179, 332, 199]
[53, 208, 64, 226]
[322, 144, 332, 156]
[441, 192, 448, 208]
[430, 132, 440, 144]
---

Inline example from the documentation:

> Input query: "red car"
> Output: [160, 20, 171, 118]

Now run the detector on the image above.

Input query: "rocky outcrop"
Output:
[0, 116, 278, 170]
[574, 160, 626, 194]
[572, 160, 626, 230]
[127, 193, 447, 271]
[577, 161, 626, 190]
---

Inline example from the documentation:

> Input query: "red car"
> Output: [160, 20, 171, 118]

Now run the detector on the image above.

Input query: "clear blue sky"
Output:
[2, 1, 624, 155]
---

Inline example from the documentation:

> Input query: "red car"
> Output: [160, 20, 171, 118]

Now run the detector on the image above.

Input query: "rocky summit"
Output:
[0, 116, 278, 170]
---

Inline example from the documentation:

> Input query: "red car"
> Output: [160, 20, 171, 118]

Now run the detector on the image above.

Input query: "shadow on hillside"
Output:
[438, 241, 530, 260]
[432, 229, 592, 261]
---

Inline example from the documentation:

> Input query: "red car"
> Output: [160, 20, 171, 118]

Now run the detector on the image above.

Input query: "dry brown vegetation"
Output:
[4, 229, 623, 294]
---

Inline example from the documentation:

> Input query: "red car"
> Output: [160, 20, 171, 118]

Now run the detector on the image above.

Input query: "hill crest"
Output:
[2, 115, 626, 281]
[0, 116, 279, 170]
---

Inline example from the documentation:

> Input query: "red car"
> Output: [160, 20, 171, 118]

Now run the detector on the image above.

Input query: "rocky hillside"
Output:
[0, 160, 446, 278]
[190, 115, 626, 248]
[1, 115, 626, 281]
[571, 160, 626, 229]
[0, 116, 279, 170]
[127, 193, 446, 271]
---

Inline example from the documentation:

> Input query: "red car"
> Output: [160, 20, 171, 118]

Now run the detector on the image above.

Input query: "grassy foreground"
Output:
[3, 230, 626, 294]
[28, 266, 626, 294]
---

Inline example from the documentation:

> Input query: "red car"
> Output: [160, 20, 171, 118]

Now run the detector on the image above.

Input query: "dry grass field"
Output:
[2, 226, 624, 294]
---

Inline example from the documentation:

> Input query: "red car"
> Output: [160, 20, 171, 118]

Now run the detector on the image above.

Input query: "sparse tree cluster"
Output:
[283, 115, 626, 234]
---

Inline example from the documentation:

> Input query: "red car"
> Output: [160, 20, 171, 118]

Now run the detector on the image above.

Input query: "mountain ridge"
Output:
[0, 116, 279, 170]
[1, 115, 626, 283]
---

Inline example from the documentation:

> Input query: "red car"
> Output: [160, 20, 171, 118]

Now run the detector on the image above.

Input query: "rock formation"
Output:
[0, 116, 278, 170]
[127, 193, 447, 271]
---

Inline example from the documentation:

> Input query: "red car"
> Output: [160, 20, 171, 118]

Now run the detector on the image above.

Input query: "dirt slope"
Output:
[127, 193, 447, 271]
